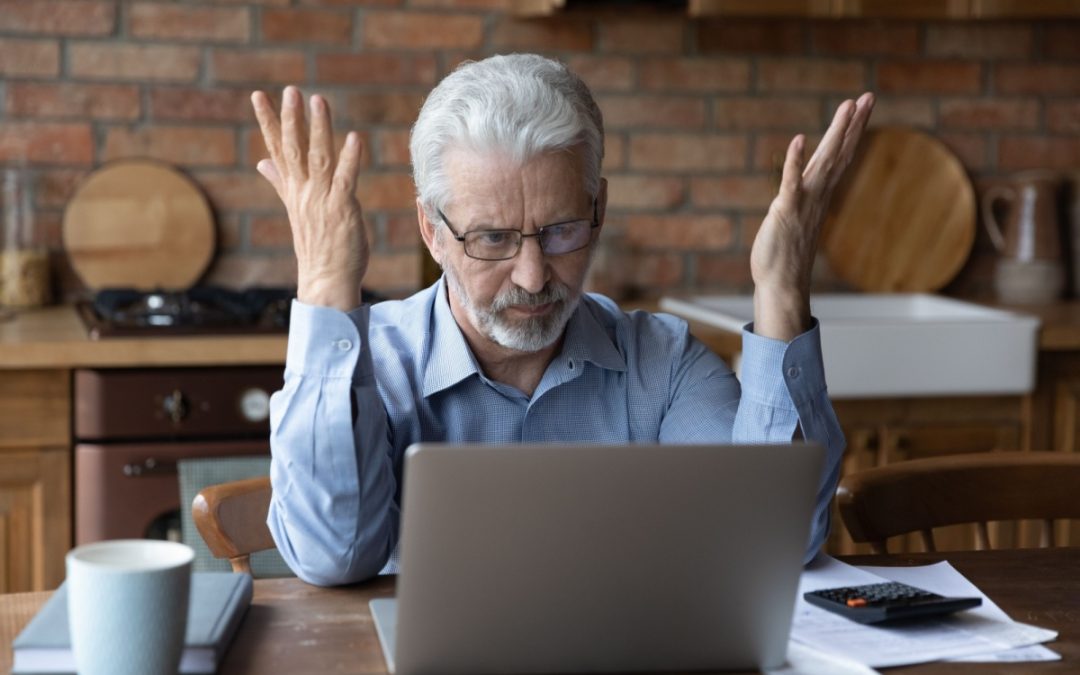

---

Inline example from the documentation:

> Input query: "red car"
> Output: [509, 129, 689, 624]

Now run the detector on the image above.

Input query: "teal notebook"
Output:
[12, 572, 253, 674]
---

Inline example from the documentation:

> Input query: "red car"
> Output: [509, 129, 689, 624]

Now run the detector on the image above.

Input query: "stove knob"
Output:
[163, 389, 189, 424]
[240, 388, 271, 423]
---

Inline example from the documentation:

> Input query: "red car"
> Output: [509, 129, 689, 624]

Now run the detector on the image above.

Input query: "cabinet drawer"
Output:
[0, 370, 70, 449]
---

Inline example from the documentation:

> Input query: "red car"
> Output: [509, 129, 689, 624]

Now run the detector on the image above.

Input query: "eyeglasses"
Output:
[437, 201, 599, 262]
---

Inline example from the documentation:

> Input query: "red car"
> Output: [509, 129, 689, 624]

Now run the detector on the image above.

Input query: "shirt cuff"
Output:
[285, 299, 368, 380]
[740, 318, 828, 408]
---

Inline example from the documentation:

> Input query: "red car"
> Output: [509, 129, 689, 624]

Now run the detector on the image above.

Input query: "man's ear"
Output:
[417, 198, 442, 267]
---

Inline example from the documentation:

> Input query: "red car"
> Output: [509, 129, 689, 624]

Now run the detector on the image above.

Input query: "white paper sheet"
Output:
[791, 556, 1058, 668]
[860, 561, 1060, 663]
[765, 642, 881, 675]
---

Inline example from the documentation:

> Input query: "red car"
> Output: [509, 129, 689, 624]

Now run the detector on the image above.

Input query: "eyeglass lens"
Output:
[464, 220, 593, 260]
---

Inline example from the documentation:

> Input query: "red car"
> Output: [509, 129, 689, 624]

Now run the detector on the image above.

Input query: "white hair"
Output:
[409, 53, 604, 218]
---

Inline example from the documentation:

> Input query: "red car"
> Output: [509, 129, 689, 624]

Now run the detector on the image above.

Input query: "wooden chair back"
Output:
[191, 476, 276, 575]
[836, 451, 1080, 554]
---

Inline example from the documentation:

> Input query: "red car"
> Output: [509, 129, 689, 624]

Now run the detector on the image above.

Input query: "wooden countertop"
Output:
[0, 306, 286, 369]
[995, 300, 1080, 351]
[4, 296, 1080, 370]
[651, 296, 1080, 355]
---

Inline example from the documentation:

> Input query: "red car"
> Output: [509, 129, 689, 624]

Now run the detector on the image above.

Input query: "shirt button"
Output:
[787, 366, 800, 379]
[335, 339, 353, 352]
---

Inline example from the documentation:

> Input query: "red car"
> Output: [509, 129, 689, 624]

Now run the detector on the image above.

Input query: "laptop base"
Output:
[370, 598, 398, 674]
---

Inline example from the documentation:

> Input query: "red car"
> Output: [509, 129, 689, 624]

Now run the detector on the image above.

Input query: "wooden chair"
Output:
[191, 476, 276, 574]
[836, 451, 1080, 554]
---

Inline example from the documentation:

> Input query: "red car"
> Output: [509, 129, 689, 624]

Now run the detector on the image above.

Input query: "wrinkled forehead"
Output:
[441, 144, 593, 222]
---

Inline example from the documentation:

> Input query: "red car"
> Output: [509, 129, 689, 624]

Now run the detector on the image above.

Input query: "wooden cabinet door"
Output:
[0, 369, 71, 593]
[827, 396, 1026, 555]
[0, 448, 70, 592]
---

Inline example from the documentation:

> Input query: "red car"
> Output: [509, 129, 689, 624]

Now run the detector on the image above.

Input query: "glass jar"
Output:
[1, 166, 51, 308]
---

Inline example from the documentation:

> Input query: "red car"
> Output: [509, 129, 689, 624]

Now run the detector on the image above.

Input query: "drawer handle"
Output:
[122, 457, 178, 478]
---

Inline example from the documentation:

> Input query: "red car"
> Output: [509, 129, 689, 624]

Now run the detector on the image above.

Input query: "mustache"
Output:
[490, 283, 570, 312]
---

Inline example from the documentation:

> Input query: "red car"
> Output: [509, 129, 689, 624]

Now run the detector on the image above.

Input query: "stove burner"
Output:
[78, 286, 383, 338]
[77, 286, 293, 338]
[92, 287, 287, 327]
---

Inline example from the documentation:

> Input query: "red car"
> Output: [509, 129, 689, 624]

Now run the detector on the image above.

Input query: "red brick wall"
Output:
[1, 2, 1078, 299]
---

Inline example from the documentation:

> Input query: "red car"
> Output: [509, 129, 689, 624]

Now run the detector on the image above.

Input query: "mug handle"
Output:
[981, 185, 1014, 253]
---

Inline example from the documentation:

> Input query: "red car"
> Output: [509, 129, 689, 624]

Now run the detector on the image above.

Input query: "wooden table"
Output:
[2, 548, 1077, 674]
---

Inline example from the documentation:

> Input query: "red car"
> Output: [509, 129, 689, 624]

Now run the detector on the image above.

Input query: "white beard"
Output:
[443, 266, 580, 353]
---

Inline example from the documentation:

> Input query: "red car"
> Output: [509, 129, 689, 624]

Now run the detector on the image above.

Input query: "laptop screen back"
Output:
[389, 442, 825, 674]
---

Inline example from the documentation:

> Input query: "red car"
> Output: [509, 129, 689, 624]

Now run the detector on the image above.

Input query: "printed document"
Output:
[792, 556, 1057, 668]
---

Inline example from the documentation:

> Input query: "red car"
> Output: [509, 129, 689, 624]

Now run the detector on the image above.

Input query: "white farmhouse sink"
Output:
[658, 294, 1040, 399]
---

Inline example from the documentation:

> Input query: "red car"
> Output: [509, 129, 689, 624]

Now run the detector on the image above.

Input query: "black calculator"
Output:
[804, 581, 982, 624]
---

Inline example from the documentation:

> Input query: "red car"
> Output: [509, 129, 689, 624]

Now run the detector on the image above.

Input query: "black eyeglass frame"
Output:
[437, 200, 600, 262]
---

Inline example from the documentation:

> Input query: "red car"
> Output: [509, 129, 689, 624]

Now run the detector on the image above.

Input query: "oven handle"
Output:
[122, 457, 178, 477]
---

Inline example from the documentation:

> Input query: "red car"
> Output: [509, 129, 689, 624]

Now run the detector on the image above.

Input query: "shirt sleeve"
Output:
[737, 320, 846, 564]
[266, 300, 399, 586]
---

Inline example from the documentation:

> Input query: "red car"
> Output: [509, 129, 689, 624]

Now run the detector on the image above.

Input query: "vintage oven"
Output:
[72, 287, 290, 544]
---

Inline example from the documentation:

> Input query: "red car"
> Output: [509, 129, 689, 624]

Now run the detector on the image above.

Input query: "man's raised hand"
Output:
[251, 86, 368, 311]
[750, 92, 875, 341]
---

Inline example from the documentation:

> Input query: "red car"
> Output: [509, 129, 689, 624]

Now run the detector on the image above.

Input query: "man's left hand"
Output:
[750, 93, 875, 341]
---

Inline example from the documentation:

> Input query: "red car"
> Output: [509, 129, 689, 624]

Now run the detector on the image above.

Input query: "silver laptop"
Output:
[370, 442, 825, 674]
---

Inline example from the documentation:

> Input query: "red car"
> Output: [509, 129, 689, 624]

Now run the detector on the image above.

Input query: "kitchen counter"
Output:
[652, 296, 1080, 356]
[994, 300, 1080, 351]
[0, 306, 286, 369]
[5, 297, 1080, 370]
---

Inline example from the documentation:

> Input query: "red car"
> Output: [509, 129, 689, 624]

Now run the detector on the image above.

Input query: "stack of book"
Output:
[12, 572, 252, 674]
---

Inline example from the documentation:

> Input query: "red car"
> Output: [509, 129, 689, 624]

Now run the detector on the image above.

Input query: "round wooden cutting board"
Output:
[821, 127, 976, 293]
[63, 160, 216, 291]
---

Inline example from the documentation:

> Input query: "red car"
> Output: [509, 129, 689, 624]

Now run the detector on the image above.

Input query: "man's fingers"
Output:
[331, 132, 363, 199]
[803, 98, 855, 190]
[256, 158, 284, 197]
[281, 85, 309, 180]
[836, 92, 875, 167]
[251, 90, 286, 177]
[780, 134, 805, 202]
[308, 95, 335, 186]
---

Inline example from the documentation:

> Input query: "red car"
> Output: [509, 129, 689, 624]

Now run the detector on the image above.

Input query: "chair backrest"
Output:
[836, 451, 1080, 554]
[188, 467, 288, 576]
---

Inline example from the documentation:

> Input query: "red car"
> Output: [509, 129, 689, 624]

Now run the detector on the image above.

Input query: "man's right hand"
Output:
[252, 86, 368, 311]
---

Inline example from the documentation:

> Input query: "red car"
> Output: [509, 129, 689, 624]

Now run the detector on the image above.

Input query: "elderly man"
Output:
[252, 54, 873, 586]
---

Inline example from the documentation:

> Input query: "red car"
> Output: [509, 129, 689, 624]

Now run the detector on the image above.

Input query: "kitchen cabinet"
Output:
[0, 370, 70, 593]
[677, 313, 1037, 555]
[829, 396, 1027, 555]
[1024, 349, 1080, 549]
[511, 0, 1080, 18]
[687, 0, 1080, 17]
[0, 306, 288, 593]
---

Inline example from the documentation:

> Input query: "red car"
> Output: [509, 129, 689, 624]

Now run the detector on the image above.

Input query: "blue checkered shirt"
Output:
[268, 278, 844, 586]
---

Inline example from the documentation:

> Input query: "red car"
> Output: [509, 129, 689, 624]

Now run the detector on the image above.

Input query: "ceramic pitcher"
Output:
[981, 170, 1064, 303]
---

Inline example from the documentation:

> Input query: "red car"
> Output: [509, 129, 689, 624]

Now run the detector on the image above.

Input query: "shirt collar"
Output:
[421, 280, 628, 398]
[558, 296, 627, 374]
[421, 277, 483, 398]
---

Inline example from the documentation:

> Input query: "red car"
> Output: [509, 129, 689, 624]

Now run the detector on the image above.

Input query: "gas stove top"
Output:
[76, 286, 294, 339]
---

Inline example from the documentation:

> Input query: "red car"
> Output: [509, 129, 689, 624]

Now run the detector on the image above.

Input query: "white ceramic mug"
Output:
[66, 540, 194, 675]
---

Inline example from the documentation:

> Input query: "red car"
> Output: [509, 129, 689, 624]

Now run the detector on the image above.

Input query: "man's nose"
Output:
[509, 236, 549, 294]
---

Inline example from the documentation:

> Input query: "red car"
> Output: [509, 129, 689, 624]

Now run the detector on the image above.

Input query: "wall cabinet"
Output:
[0, 370, 71, 593]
